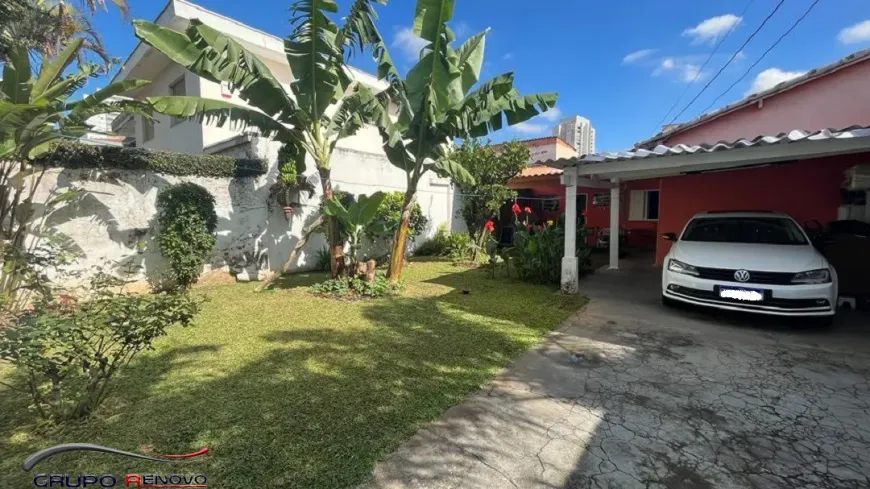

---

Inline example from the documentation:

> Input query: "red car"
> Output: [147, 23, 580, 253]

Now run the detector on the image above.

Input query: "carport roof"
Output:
[543, 126, 870, 181]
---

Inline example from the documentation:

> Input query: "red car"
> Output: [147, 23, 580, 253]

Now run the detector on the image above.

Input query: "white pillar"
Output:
[609, 179, 620, 270]
[561, 169, 579, 293]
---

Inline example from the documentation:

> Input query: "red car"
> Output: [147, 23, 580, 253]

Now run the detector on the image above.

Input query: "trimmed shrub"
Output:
[156, 183, 218, 289]
[33, 142, 266, 178]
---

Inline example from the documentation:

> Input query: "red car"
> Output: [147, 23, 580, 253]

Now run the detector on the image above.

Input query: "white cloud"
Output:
[453, 21, 471, 40]
[745, 68, 806, 96]
[392, 27, 428, 60]
[838, 20, 870, 44]
[683, 14, 742, 45]
[622, 48, 657, 64]
[540, 107, 562, 122]
[660, 58, 675, 70]
[682, 64, 703, 82]
[502, 53, 513, 61]
[512, 122, 548, 135]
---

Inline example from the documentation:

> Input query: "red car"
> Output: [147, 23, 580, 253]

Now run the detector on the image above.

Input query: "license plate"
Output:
[719, 287, 764, 302]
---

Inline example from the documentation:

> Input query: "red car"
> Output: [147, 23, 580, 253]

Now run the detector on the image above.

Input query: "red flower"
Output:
[526, 224, 533, 230]
[523, 206, 532, 214]
[536, 225, 543, 231]
[484, 220, 495, 232]
[581, 210, 587, 217]
[511, 202, 521, 214]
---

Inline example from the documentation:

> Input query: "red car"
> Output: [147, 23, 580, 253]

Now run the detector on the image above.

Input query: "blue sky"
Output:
[90, 0, 870, 151]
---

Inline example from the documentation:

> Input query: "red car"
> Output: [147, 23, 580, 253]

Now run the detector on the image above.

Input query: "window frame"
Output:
[168, 75, 186, 127]
[142, 115, 154, 142]
[629, 189, 660, 221]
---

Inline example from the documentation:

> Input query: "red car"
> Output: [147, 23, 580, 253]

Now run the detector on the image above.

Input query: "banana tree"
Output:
[0, 38, 151, 310]
[366, 0, 558, 282]
[322, 191, 387, 270]
[132, 0, 388, 279]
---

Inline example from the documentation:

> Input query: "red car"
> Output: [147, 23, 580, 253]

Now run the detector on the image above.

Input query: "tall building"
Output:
[552, 116, 596, 155]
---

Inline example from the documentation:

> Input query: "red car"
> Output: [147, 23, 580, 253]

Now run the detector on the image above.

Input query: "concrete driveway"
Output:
[361, 256, 870, 489]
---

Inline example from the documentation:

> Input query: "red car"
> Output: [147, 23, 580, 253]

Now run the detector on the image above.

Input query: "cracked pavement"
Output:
[359, 260, 870, 489]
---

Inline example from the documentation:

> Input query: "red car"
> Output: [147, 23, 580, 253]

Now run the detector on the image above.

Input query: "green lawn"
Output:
[0, 261, 586, 489]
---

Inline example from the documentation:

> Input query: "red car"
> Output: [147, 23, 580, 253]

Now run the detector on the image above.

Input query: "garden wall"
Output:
[31, 138, 462, 287]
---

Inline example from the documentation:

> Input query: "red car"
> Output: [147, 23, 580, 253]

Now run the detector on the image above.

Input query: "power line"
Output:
[650, 0, 757, 136]
[665, 0, 788, 128]
[700, 0, 822, 114]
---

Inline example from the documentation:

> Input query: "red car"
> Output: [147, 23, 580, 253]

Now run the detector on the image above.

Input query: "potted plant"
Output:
[271, 144, 316, 218]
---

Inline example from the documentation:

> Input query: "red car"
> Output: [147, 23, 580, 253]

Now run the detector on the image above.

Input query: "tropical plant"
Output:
[155, 183, 218, 289]
[310, 269, 398, 299]
[270, 142, 316, 216]
[367, 190, 427, 244]
[512, 220, 591, 285]
[0, 270, 200, 422]
[132, 0, 388, 279]
[322, 191, 388, 270]
[453, 139, 529, 241]
[0, 38, 150, 311]
[364, 0, 558, 282]
[1, 0, 128, 62]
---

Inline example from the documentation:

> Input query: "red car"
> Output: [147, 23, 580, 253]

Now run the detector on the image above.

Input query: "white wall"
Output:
[136, 62, 204, 154]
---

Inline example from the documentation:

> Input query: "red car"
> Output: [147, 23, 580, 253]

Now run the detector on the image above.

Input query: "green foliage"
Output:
[367, 191, 428, 242]
[411, 224, 478, 262]
[310, 270, 399, 299]
[323, 191, 388, 266]
[365, 0, 558, 279]
[453, 139, 529, 240]
[155, 183, 218, 289]
[413, 224, 451, 256]
[511, 222, 591, 284]
[33, 142, 267, 178]
[0, 271, 200, 422]
[315, 246, 331, 272]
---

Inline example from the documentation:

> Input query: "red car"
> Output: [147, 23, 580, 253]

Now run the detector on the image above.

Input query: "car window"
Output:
[681, 217, 808, 245]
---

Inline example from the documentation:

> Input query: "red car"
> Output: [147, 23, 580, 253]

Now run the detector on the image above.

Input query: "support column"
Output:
[561, 168, 579, 293]
[609, 178, 620, 270]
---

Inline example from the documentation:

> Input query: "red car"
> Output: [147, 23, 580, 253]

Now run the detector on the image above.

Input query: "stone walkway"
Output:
[360, 258, 870, 488]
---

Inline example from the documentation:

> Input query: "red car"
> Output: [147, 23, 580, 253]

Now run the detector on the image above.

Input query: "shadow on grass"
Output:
[268, 270, 331, 290]
[0, 265, 582, 489]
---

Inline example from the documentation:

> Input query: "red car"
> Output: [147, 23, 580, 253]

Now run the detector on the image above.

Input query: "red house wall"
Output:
[654, 154, 863, 264]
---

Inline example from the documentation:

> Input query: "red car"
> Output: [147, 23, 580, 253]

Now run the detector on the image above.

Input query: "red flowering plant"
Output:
[510, 213, 591, 285]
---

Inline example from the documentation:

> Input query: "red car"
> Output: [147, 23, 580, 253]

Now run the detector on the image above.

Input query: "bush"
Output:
[315, 246, 331, 272]
[413, 224, 474, 261]
[367, 191, 427, 243]
[33, 142, 266, 177]
[0, 272, 201, 422]
[156, 183, 218, 289]
[310, 271, 399, 299]
[512, 222, 591, 284]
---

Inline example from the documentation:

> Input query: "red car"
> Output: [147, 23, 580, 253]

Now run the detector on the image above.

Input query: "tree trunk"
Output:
[319, 168, 344, 278]
[387, 184, 417, 283]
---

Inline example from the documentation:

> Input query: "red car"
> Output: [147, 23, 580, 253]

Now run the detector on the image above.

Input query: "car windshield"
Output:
[681, 216, 808, 245]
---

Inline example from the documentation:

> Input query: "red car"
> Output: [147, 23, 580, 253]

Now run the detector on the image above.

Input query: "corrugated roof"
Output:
[493, 136, 575, 150]
[635, 48, 870, 149]
[542, 126, 870, 168]
[510, 165, 563, 179]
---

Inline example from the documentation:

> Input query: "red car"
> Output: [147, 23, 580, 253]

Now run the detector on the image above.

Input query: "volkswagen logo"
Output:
[734, 270, 751, 282]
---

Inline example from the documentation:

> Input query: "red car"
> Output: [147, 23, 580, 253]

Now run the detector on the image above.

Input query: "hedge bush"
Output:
[156, 183, 218, 289]
[33, 142, 266, 178]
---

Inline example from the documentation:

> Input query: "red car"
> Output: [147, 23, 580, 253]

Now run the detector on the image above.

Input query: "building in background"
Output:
[552, 115, 595, 155]
[493, 136, 577, 166]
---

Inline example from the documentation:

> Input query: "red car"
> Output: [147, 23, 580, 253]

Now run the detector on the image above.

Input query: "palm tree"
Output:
[1, 0, 128, 62]
[132, 0, 388, 278]
[0, 38, 150, 309]
[366, 0, 558, 282]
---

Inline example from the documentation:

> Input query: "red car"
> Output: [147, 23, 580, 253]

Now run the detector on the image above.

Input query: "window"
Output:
[629, 189, 659, 221]
[542, 196, 559, 212]
[681, 217, 808, 245]
[169, 76, 186, 126]
[142, 116, 154, 142]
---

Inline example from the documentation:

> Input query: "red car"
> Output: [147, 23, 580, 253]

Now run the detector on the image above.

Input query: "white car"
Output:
[661, 211, 837, 321]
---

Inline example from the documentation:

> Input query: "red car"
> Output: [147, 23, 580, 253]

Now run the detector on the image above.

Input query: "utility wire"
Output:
[665, 0, 788, 128]
[650, 0, 757, 136]
[700, 0, 822, 114]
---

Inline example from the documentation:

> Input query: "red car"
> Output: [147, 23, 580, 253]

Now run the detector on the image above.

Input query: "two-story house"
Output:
[109, 0, 461, 275]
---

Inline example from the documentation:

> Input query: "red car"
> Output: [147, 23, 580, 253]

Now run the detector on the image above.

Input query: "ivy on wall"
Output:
[32, 142, 267, 178]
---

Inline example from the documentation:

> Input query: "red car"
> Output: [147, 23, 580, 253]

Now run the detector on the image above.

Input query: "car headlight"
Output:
[668, 259, 699, 277]
[791, 268, 831, 284]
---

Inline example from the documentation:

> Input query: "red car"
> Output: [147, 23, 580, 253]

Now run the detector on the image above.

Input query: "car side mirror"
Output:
[661, 232, 677, 242]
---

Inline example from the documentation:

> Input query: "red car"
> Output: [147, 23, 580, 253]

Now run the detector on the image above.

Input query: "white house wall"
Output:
[137, 62, 204, 154]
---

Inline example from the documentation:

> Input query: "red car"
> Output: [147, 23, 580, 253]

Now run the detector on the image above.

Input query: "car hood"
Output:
[671, 242, 825, 272]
